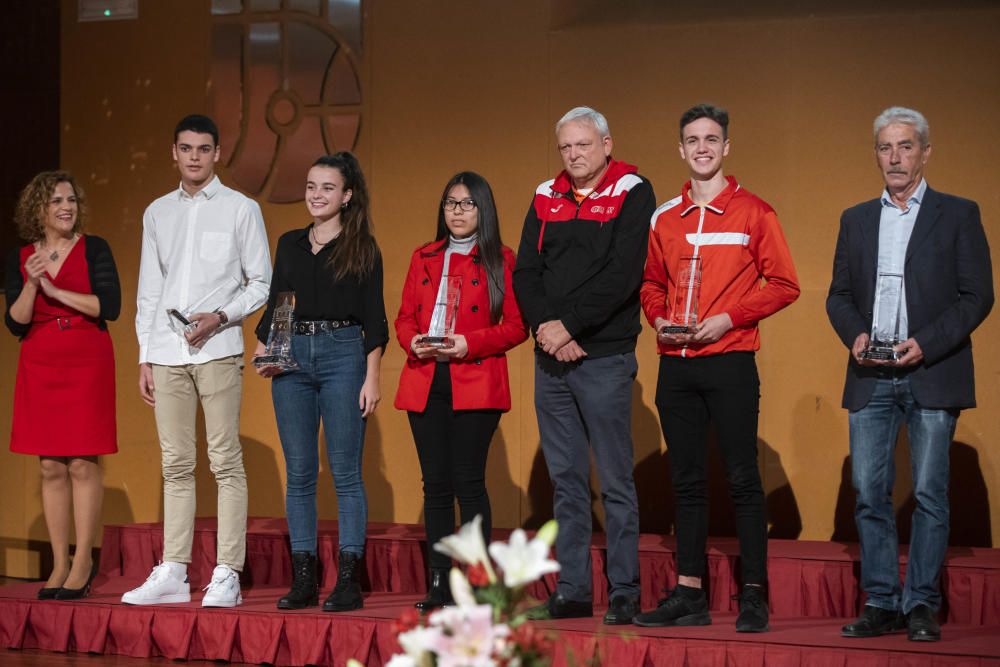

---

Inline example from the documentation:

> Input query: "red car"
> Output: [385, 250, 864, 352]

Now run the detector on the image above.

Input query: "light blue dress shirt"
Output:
[875, 178, 927, 341]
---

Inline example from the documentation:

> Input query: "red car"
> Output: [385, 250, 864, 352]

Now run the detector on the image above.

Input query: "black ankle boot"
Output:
[415, 568, 454, 612]
[323, 551, 363, 612]
[277, 551, 318, 610]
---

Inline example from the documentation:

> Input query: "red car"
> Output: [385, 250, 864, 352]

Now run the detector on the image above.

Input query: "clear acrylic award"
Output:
[862, 272, 904, 361]
[253, 292, 299, 372]
[166, 276, 241, 339]
[661, 255, 702, 334]
[418, 275, 462, 349]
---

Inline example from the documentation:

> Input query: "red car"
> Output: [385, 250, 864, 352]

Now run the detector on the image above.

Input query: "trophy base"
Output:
[861, 346, 898, 361]
[417, 336, 455, 349]
[660, 325, 695, 335]
[252, 355, 299, 372]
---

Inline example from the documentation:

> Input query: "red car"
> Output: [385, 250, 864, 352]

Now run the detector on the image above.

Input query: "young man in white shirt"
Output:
[123, 114, 272, 607]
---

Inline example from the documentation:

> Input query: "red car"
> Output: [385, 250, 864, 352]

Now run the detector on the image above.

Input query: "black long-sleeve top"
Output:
[5, 235, 121, 338]
[255, 225, 389, 356]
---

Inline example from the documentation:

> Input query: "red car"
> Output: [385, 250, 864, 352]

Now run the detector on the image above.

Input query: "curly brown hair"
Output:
[14, 171, 87, 242]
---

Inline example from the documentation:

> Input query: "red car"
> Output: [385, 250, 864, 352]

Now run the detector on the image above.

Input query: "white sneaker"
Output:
[202, 564, 242, 607]
[121, 563, 191, 605]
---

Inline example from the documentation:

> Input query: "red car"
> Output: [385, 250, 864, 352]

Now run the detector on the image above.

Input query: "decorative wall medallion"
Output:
[209, 0, 362, 203]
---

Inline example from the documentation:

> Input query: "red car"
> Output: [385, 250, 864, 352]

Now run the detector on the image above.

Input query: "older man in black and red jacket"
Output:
[513, 106, 655, 626]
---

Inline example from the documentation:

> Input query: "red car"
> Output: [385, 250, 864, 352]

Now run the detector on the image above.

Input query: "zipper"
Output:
[680, 205, 707, 358]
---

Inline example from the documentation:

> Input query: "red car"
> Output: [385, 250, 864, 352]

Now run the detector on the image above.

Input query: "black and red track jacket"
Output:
[513, 158, 656, 359]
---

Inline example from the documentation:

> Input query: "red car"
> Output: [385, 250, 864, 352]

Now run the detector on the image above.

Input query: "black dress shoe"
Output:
[603, 594, 640, 625]
[907, 605, 941, 642]
[841, 605, 905, 637]
[528, 592, 593, 620]
[37, 587, 60, 600]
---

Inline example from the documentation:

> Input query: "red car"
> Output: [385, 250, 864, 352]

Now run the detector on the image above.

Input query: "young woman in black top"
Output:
[254, 153, 388, 612]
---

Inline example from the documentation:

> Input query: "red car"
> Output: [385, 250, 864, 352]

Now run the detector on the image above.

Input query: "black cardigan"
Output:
[4, 235, 121, 338]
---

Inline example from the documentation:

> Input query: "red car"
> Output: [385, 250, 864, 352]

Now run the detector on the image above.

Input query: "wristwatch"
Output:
[215, 309, 229, 326]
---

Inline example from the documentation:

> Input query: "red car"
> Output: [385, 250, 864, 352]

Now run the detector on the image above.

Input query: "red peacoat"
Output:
[394, 239, 527, 412]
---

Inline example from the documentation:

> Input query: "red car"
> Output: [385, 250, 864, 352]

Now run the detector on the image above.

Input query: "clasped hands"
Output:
[536, 320, 586, 362]
[25, 253, 61, 301]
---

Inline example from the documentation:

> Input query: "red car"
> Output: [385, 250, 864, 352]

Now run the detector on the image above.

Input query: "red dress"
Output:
[10, 239, 117, 455]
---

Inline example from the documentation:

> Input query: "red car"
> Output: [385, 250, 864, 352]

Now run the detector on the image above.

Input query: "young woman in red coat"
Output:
[394, 171, 527, 610]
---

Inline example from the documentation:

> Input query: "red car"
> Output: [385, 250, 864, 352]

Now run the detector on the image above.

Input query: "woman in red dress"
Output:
[4, 171, 120, 599]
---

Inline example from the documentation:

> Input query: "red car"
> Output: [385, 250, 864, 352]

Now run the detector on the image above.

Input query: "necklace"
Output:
[41, 236, 74, 262]
[309, 225, 339, 247]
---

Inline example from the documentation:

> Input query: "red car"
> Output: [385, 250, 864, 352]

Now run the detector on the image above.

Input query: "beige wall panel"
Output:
[1, 1, 997, 576]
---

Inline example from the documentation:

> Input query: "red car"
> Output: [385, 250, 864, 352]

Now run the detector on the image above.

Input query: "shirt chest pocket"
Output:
[200, 232, 231, 262]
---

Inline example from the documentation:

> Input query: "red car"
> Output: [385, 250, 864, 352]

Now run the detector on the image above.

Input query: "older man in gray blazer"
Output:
[827, 107, 993, 643]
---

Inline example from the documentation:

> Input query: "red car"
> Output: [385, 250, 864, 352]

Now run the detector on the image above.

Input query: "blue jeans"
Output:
[849, 376, 957, 613]
[271, 327, 368, 556]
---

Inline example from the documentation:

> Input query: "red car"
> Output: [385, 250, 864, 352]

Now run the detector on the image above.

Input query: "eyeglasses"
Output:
[442, 198, 477, 212]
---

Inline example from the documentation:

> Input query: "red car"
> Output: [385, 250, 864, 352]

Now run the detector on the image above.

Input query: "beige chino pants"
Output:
[152, 355, 247, 571]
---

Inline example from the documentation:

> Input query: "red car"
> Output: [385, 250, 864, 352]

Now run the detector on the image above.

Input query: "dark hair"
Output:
[174, 114, 219, 146]
[679, 104, 729, 140]
[436, 172, 505, 324]
[313, 152, 380, 280]
[14, 171, 87, 242]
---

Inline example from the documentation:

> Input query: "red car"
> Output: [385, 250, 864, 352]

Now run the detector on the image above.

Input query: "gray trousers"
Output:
[534, 352, 641, 601]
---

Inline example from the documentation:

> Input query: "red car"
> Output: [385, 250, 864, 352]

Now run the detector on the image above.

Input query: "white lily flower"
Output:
[428, 604, 508, 667]
[397, 626, 442, 661]
[450, 567, 477, 606]
[488, 528, 561, 589]
[385, 655, 418, 667]
[433, 515, 497, 583]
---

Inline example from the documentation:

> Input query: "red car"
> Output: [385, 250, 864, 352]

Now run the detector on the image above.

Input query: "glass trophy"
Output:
[660, 255, 702, 334]
[418, 275, 462, 348]
[253, 292, 300, 372]
[166, 276, 241, 339]
[862, 272, 904, 361]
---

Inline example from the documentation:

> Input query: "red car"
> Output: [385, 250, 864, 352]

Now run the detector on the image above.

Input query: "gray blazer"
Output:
[826, 187, 994, 411]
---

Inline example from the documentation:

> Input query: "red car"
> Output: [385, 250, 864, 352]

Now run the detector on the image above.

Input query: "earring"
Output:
[341, 202, 348, 210]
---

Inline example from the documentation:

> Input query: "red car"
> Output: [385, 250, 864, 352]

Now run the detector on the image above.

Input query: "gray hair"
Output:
[556, 106, 611, 137]
[873, 106, 930, 146]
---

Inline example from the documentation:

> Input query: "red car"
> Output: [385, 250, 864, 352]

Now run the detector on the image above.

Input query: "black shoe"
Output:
[734, 585, 769, 633]
[634, 586, 711, 627]
[603, 594, 640, 625]
[277, 551, 318, 610]
[527, 592, 593, 620]
[37, 587, 61, 600]
[323, 551, 363, 612]
[841, 605, 905, 638]
[415, 568, 454, 612]
[55, 568, 96, 601]
[907, 605, 941, 642]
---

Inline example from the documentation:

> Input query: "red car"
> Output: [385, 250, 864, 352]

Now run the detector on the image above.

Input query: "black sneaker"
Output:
[633, 587, 711, 627]
[603, 594, 640, 625]
[734, 585, 769, 633]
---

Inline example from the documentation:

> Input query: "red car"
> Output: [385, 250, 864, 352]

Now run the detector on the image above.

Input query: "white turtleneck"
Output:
[428, 233, 477, 340]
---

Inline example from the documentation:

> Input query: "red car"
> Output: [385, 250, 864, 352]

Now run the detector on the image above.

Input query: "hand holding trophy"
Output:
[253, 292, 300, 374]
[659, 255, 702, 337]
[861, 272, 904, 362]
[417, 275, 462, 349]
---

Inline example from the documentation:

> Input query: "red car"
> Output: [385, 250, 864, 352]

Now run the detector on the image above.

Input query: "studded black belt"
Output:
[293, 320, 358, 335]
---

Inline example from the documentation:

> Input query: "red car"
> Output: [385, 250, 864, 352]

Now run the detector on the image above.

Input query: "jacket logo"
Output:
[591, 205, 615, 215]
[550, 205, 563, 213]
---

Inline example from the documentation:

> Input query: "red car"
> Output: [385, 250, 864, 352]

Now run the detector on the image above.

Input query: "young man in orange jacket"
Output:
[634, 104, 799, 632]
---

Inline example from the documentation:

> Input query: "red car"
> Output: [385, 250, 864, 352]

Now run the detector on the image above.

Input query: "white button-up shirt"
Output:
[136, 176, 272, 365]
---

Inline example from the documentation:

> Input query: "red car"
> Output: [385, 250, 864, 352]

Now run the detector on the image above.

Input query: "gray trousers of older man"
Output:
[535, 351, 641, 602]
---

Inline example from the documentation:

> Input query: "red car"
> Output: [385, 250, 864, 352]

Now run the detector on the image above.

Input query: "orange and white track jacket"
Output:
[641, 176, 799, 357]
